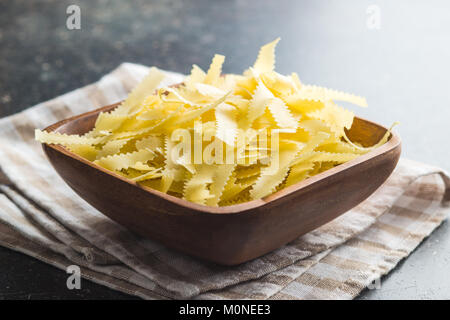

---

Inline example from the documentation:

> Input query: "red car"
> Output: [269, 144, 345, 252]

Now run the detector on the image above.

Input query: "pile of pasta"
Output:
[36, 39, 392, 206]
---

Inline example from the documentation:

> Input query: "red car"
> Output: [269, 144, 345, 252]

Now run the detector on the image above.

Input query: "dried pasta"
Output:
[36, 39, 395, 206]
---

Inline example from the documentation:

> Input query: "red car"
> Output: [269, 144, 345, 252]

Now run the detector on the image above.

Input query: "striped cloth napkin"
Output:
[0, 63, 449, 300]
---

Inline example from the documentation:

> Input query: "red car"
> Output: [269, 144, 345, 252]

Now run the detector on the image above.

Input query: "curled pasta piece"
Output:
[94, 149, 155, 171]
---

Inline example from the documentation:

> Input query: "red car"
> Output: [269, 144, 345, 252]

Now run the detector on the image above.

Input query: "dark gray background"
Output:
[0, 0, 449, 299]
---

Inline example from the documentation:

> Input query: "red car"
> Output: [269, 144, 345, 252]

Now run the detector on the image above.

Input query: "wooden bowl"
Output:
[42, 102, 401, 265]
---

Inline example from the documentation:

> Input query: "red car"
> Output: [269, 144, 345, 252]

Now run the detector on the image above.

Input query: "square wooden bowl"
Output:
[41, 102, 401, 265]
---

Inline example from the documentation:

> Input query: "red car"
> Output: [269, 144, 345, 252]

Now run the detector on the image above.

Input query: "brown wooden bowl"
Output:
[41, 102, 401, 266]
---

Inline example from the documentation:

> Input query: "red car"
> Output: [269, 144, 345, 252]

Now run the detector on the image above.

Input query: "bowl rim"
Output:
[42, 102, 401, 215]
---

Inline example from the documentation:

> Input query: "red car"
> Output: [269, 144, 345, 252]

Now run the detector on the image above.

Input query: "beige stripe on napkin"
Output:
[0, 63, 448, 299]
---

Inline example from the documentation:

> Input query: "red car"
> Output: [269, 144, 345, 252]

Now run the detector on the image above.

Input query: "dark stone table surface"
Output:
[0, 0, 449, 299]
